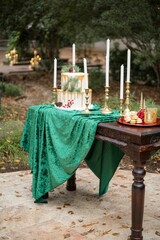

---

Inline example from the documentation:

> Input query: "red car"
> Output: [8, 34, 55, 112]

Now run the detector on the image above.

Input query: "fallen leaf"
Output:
[71, 221, 76, 225]
[63, 203, 71, 207]
[120, 185, 127, 188]
[112, 233, 120, 236]
[18, 174, 24, 177]
[81, 228, 95, 236]
[102, 229, 112, 235]
[14, 159, 20, 164]
[155, 231, 160, 236]
[121, 225, 129, 228]
[117, 175, 126, 179]
[16, 194, 22, 197]
[64, 233, 70, 238]
[82, 221, 99, 227]
[68, 210, 74, 215]
[78, 219, 83, 223]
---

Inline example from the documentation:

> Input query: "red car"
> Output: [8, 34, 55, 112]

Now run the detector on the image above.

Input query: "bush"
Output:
[3, 83, 22, 96]
[89, 70, 105, 91]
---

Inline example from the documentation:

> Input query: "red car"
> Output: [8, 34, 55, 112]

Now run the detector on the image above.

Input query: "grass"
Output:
[0, 119, 29, 172]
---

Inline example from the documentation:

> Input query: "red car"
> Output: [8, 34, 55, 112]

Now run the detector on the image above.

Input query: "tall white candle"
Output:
[53, 58, 57, 88]
[105, 39, 110, 87]
[120, 64, 124, 99]
[72, 43, 76, 66]
[126, 49, 131, 82]
[83, 58, 88, 89]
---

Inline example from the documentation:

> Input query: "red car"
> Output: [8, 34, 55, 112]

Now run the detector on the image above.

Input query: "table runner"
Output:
[20, 104, 124, 202]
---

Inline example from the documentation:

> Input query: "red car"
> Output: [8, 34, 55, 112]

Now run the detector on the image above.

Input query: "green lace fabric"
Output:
[20, 104, 124, 203]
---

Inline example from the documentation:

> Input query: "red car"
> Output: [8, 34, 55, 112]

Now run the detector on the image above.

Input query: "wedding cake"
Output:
[57, 69, 92, 109]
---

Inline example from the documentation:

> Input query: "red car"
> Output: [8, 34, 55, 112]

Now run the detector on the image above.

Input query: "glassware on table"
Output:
[144, 108, 158, 124]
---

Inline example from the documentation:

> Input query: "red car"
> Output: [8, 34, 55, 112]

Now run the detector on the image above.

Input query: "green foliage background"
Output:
[0, 0, 160, 86]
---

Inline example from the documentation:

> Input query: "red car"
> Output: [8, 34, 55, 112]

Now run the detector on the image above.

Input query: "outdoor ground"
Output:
[1, 71, 160, 174]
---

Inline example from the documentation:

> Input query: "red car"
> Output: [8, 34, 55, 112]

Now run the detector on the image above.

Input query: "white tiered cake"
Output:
[57, 72, 92, 109]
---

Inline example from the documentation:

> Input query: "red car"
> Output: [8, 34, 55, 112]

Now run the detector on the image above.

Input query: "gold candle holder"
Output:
[52, 87, 57, 105]
[124, 81, 130, 115]
[120, 99, 123, 116]
[101, 86, 112, 114]
[81, 89, 91, 114]
[140, 92, 143, 109]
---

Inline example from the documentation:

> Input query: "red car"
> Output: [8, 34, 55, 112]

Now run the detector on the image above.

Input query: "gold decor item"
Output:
[52, 87, 57, 105]
[140, 92, 143, 109]
[101, 86, 112, 114]
[144, 108, 158, 124]
[81, 89, 91, 114]
[120, 99, 123, 116]
[140, 92, 146, 109]
[143, 98, 146, 109]
[124, 81, 130, 115]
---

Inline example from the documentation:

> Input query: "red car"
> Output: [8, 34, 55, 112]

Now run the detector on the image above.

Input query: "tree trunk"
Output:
[153, 62, 160, 88]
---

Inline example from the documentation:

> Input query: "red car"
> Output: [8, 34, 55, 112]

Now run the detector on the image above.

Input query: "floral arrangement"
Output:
[63, 99, 74, 108]
[61, 64, 81, 92]
[61, 64, 80, 73]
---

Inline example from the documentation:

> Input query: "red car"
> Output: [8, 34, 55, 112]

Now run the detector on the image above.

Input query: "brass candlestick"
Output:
[81, 89, 91, 114]
[124, 81, 130, 114]
[140, 92, 143, 109]
[120, 99, 123, 116]
[101, 86, 112, 114]
[52, 87, 57, 105]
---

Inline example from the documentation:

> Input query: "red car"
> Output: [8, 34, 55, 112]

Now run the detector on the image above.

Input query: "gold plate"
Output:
[117, 117, 160, 127]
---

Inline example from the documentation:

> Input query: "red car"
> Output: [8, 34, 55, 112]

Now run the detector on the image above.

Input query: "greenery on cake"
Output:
[62, 77, 80, 92]
[61, 64, 80, 73]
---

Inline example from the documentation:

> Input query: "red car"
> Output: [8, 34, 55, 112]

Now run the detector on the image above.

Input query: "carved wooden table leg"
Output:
[42, 192, 49, 199]
[66, 173, 76, 191]
[130, 163, 146, 240]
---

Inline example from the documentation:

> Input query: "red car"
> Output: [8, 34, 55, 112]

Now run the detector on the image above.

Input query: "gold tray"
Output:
[117, 117, 160, 127]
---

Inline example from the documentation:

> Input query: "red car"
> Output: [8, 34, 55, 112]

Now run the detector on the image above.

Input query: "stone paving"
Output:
[0, 168, 160, 240]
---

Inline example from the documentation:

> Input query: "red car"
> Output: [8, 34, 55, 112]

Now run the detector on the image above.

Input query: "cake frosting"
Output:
[57, 72, 92, 109]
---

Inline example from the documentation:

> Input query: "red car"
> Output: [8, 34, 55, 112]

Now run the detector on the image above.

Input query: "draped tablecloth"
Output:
[20, 104, 124, 203]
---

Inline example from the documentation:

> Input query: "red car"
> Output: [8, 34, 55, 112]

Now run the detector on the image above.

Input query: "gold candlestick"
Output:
[124, 81, 130, 114]
[101, 86, 112, 114]
[140, 92, 143, 109]
[120, 99, 123, 116]
[81, 89, 91, 114]
[52, 87, 57, 105]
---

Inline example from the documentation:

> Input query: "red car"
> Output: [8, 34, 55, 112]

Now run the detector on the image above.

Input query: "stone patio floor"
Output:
[0, 168, 160, 240]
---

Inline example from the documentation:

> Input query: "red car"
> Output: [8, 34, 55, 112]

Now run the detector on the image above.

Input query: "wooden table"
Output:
[95, 122, 160, 240]
[67, 121, 160, 239]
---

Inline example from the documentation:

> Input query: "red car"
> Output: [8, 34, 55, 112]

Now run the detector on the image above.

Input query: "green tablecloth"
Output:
[20, 104, 124, 203]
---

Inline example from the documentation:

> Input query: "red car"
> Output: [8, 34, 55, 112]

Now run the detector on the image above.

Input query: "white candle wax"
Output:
[83, 58, 88, 89]
[126, 49, 131, 82]
[72, 43, 75, 66]
[105, 55, 109, 87]
[105, 39, 110, 87]
[120, 64, 124, 99]
[53, 58, 57, 88]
